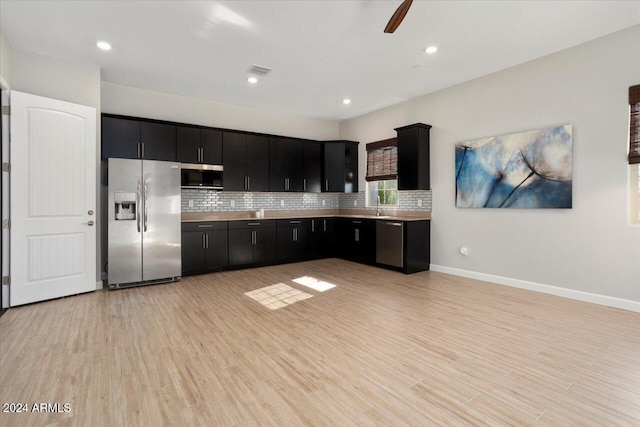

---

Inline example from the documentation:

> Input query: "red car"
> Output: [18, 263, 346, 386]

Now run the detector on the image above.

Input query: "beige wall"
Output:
[0, 31, 11, 87]
[102, 82, 339, 140]
[340, 25, 640, 304]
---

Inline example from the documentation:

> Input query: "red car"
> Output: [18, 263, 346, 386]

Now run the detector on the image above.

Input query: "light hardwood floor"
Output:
[1, 259, 639, 426]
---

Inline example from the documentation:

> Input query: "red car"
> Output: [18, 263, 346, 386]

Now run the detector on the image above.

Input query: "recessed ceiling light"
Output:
[247, 76, 258, 84]
[424, 46, 438, 54]
[97, 41, 112, 51]
[342, 98, 351, 105]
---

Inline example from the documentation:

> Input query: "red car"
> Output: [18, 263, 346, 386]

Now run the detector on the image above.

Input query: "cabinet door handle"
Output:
[323, 219, 327, 232]
[202, 233, 206, 249]
[247, 222, 261, 226]
[325, 179, 328, 191]
[247, 176, 250, 190]
[137, 142, 141, 159]
[141, 142, 145, 158]
[303, 178, 306, 192]
[252, 230, 257, 245]
[292, 228, 296, 242]
[244, 176, 248, 190]
[355, 228, 360, 242]
[352, 220, 362, 224]
[197, 224, 213, 228]
[200, 147, 204, 163]
[205, 233, 209, 248]
[311, 220, 315, 232]
[289, 220, 301, 224]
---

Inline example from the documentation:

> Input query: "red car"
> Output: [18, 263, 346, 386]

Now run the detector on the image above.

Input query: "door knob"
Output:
[83, 220, 95, 226]
[88, 210, 94, 215]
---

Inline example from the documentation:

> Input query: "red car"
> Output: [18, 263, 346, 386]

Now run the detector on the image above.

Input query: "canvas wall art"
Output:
[455, 124, 572, 208]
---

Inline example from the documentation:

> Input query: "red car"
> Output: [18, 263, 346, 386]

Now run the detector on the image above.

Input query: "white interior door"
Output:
[10, 91, 96, 306]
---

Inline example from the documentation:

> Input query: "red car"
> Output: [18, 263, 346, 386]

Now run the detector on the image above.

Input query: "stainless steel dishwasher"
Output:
[376, 220, 404, 268]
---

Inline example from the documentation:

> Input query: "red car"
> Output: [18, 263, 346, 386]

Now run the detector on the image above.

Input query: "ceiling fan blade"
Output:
[384, 0, 414, 33]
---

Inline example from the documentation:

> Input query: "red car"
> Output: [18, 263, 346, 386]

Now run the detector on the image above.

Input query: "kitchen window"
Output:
[631, 164, 640, 224]
[368, 179, 399, 207]
[366, 137, 399, 207]
[629, 85, 640, 224]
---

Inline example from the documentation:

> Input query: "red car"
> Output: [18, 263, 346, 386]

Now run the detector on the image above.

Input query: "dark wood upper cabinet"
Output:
[201, 129, 222, 165]
[269, 138, 303, 191]
[177, 126, 200, 163]
[102, 116, 140, 159]
[224, 132, 269, 191]
[102, 116, 177, 161]
[396, 123, 431, 190]
[177, 127, 222, 164]
[345, 142, 359, 193]
[246, 135, 269, 191]
[322, 141, 359, 193]
[102, 114, 361, 195]
[140, 122, 176, 161]
[222, 132, 247, 191]
[302, 142, 322, 193]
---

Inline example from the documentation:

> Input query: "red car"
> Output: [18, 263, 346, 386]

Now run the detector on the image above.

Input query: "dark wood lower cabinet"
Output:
[336, 218, 376, 264]
[181, 222, 228, 276]
[310, 218, 334, 258]
[228, 221, 277, 266]
[277, 219, 312, 261]
[184, 217, 429, 276]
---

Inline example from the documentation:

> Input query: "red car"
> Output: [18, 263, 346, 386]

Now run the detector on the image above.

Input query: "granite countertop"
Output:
[181, 210, 431, 223]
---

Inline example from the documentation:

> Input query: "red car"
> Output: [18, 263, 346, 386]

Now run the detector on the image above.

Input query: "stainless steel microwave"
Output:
[181, 163, 223, 190]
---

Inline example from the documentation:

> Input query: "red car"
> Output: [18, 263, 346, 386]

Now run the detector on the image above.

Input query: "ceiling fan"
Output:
[384, 0, 413, 33]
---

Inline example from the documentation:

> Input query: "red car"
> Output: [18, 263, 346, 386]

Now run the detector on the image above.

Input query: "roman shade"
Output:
[630, 84, 640, 164]
[366, 138, 397, 181]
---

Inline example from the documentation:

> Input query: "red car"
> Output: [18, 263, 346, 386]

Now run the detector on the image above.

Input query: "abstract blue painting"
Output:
[455, 125, 572, 208]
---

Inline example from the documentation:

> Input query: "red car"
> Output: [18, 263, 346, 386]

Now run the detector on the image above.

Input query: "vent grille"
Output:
[247, 65, 272, 76]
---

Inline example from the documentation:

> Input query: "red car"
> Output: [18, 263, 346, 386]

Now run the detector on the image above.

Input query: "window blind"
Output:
[630, 84, 640, 164]
[366, 138, 397, 181]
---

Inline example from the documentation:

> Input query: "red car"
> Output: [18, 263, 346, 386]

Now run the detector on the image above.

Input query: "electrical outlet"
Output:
[230, 200, 235, 208]
[322, 199, 325, 206]
[417, 199, 423, 207]
[188, 199, 194, 208]
[280, 200, 285, 207]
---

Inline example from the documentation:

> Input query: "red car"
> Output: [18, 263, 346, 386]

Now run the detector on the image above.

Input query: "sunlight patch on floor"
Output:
[245, 283, 313, 310]
[292, 276, 337, 292]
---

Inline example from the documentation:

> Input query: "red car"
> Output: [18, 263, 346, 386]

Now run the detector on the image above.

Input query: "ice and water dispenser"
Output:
[114, 192, 137, 220]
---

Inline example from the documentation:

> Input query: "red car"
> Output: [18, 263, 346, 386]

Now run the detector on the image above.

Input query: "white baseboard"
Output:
[430, 265, 640, 313]
[96, 280, 103, 290]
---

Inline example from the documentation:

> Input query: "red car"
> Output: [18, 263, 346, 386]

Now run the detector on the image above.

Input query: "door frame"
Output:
[1, 77, 10, 313]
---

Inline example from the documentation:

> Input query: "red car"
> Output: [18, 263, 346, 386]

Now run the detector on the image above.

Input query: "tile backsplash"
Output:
[181, 189, 431, 213]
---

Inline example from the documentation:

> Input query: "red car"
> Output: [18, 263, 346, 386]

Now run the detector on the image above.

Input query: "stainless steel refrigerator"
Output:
[107, 158, 181, 288]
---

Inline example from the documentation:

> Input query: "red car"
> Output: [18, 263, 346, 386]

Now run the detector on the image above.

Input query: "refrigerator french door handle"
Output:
[136, 179, 142, 232]
[143, 179, 148, 232]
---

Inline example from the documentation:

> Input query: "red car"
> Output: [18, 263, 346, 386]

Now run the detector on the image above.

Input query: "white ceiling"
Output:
[1, 1, 639, 120]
